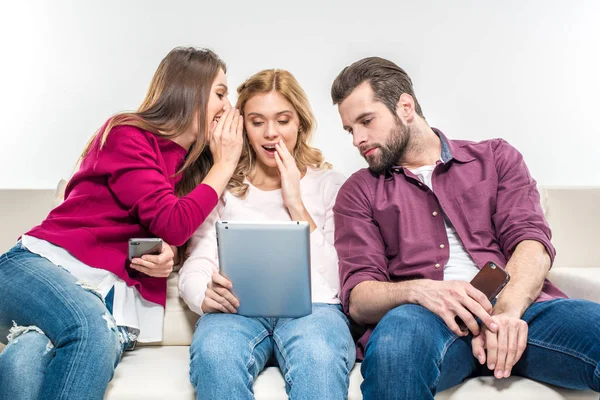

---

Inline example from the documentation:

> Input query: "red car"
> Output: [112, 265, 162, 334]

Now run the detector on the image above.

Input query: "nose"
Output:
[264, 121, 279, 140]
[352, 128, 367, 148]
[223, 97, 232, 110]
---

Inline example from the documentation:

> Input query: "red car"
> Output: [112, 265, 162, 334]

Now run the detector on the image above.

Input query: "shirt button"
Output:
[439, 244, 445, 249]
[432, 211, 438, 216]
[435, 263, 441, 268]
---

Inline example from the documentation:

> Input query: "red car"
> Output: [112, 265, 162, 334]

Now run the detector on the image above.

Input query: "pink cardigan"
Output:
[26, 125, 218, 306]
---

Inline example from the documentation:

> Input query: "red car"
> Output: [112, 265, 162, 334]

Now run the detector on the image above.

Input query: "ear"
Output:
[395, 93, 416, 123]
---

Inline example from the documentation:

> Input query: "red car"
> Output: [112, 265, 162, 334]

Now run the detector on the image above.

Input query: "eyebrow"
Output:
[343, 111, 374, 130]
[247, 110, 294, 117]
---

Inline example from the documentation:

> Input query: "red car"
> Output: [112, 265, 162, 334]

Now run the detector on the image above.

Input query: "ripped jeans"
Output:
[0, 242, 132, 400]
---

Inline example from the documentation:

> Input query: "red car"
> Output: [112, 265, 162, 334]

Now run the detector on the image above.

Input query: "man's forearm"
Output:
[494, 240, 551, 317]
[349, 280, 421, 325]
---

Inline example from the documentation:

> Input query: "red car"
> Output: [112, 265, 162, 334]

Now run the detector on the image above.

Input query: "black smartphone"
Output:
[456, 261, 510, 333]
[128, 238, 163, 261]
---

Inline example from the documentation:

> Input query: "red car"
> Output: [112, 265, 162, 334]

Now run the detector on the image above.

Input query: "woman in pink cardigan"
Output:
[0, 47, 243, 400]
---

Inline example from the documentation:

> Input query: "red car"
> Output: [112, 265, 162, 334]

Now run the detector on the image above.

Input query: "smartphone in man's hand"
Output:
[456, 261, 510, 333]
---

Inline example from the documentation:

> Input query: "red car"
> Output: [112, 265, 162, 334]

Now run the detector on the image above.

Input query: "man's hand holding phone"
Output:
[414, 279, 498, 337]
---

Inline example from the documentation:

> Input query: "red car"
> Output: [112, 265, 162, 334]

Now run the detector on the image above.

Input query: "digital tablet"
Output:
[216, 221, 312, 318]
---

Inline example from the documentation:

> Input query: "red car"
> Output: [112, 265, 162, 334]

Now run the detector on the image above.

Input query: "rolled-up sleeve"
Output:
[333, 174, 390, 314]
[491, 139, 556, 264]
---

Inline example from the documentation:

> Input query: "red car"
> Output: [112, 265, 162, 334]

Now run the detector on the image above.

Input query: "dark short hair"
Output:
[331, 57, 424, 118]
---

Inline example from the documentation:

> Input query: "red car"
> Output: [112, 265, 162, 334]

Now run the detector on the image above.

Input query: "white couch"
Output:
[1, 187, 599, 399]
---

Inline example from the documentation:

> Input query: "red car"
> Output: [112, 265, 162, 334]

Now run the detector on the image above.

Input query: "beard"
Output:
[363, 118, 411, 174]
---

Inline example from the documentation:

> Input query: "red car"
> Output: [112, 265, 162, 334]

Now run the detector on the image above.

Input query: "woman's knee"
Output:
[303, 335, 352, 370]
[1, 329, 54, 369]
[286, 307, 355, 372]
[190, 320, 251, 372]
[56, 310, 122, 365]
[0, 330, 53, 398]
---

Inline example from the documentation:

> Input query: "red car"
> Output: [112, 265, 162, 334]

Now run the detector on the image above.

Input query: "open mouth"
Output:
[262, 144, 277, 157]
[262, 144, 277, 155]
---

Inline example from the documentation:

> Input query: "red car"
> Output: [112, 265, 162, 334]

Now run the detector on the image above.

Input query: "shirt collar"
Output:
[433, 128, 475, 164]
[388, 127, 475, 175]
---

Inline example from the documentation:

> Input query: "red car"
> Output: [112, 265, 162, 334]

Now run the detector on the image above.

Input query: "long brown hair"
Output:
[79, 47, 226, 195]
[229, 69, 330, 197]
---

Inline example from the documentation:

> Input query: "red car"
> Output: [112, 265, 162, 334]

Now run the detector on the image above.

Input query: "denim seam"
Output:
[245, 328, 270, 390]
[272, 333, 293, 387]
[7, 253, 101, 399]
[275, 318, 291, 331]
[342, 332, 352, 396]
[431, 334, 460, 392]
[527, 338, 600, 377]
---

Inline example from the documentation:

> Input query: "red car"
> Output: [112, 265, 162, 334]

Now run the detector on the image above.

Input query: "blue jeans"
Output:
[361, 301, 600, 399]
[189, 303, 355, 400]
[0, 242, 129, 400]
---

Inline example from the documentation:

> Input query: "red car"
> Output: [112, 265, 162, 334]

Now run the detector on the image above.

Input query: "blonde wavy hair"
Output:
[228, 69, 331, 197]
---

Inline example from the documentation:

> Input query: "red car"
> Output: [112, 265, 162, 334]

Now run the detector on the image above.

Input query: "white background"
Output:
[0, 0, 598, 189]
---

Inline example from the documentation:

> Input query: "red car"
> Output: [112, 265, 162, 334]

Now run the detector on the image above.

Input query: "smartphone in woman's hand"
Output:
[128, 238, 163, 261]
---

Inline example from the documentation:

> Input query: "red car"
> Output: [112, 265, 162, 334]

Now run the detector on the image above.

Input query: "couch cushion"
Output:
[548, 267, 600, 303]
[435, 376, 596, 399]
[106, 347, 596, 399]
[106, 346, 194, 399]
[544, 188, 600, 269]
[159, 273, 199, 346]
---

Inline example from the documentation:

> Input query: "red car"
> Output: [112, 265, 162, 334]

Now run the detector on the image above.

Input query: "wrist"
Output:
[492, 298, 527, 318]
[286, 201, 306, 217]
[405, 279, 427, 305]
[214, 160, 237, 175]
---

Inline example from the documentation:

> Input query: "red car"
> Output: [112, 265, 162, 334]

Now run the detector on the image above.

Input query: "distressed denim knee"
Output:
[0, 327, 55, 400]
[65, 310, 124, 370]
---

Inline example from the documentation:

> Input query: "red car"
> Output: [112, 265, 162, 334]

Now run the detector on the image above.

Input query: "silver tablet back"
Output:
[216, 221, 312, 318]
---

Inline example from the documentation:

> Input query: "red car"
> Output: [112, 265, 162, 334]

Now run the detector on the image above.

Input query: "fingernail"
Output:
[491, 323, 498, 330]
[489, 364, 495, 370]
[478, 354, 484, 364]
[504, 370, 510, 378]
[495, 370, 503, 379]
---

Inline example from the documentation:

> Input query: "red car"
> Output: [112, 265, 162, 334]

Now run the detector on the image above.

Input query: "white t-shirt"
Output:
[179, 167, 345, 316]
[409, 165, 480, 282]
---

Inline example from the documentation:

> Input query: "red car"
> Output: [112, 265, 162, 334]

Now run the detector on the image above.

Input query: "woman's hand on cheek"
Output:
[274, 139, 302, 209]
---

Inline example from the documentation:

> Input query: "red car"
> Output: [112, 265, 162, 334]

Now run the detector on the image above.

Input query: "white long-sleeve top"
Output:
[179, 167, 346, 316]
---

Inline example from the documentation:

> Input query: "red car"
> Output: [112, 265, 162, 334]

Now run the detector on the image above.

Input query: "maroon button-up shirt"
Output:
[333, 129, 567, 360]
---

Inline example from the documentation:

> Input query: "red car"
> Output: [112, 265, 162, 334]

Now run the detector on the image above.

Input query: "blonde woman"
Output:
[179, 69, 355, 399]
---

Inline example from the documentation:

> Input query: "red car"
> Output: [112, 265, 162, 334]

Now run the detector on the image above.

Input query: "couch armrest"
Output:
[547, 267, 600, 303]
